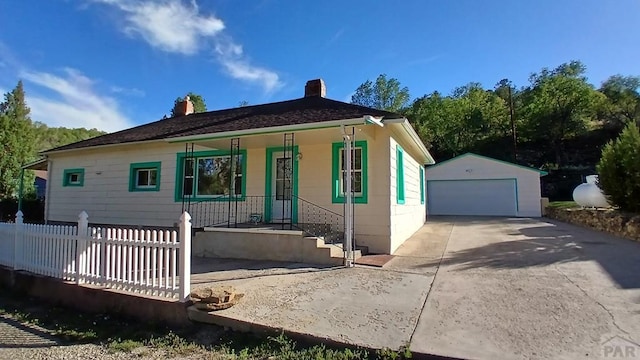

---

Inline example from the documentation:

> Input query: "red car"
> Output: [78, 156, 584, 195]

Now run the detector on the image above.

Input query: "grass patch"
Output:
[107, 338, 143, 353]
[548, 201, 578, 209]
[0, 288, 413, 359]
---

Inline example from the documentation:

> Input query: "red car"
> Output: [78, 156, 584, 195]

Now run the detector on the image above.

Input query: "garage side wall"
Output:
[389, 137, 426, 254]
[426, 156, 542, 217]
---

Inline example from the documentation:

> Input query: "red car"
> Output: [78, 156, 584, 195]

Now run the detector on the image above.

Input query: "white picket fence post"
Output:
[13, 211, 23, 270]
[178, 212, 191, 302]
[75, 211, 89, 284]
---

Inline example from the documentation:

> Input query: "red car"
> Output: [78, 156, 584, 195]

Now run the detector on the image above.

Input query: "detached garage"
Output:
[426, 153, 547, 217]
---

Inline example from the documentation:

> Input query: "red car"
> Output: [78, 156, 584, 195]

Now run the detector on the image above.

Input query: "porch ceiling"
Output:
[191, 125, 377, 149]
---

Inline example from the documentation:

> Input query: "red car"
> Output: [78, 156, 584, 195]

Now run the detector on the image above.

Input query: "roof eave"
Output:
[383, 118, 436, 165]
[41, 139, 167, 156]
[22, 158, 48, 170]
[164, 117, 373, 143]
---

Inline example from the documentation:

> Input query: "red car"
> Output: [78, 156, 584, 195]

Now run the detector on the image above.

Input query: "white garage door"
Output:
[427, 179, 517, 216]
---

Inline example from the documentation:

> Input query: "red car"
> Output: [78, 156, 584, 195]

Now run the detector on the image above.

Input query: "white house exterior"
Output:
[426, 153, 547, 217]
[36, 80, 434, 256]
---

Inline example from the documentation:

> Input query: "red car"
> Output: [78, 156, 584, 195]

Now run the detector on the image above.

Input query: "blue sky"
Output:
[0, 0, 638, 132]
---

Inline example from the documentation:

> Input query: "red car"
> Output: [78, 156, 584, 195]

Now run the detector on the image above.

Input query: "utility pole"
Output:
[508, 85, 517, 162]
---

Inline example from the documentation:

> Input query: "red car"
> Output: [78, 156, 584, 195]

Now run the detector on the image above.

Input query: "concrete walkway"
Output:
[190, 217, 640, 359]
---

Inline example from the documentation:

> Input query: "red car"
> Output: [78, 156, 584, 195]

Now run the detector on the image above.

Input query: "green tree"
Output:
[33, 122, 106, 152]
[0, 81, 36, 198]
[170, 92, 207, 117]
[351, 74, 410, 112]
[599, 75, 640, 129]
[596, 122, 640, 212]
[520, 61, 605, 166]
[406, 83, 510, 158]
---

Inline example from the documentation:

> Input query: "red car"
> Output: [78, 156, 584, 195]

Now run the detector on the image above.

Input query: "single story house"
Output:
[426, 153, 547, 217]
[32, 79, 435, 256]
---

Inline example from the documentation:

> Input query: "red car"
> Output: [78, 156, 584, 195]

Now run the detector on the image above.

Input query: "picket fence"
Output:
[0, 211, 192, 301]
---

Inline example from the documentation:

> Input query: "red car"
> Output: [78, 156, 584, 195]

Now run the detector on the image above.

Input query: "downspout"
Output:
[340, 125, 354, 267]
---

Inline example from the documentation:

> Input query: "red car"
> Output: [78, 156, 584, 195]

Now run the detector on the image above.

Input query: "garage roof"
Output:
[427, 153, 548, 176]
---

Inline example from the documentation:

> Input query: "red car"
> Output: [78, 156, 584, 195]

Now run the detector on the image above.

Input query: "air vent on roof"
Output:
[304, 79, 326, 98]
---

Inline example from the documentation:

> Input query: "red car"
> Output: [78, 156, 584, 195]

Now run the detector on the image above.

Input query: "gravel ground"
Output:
[0, 313, 222, 360]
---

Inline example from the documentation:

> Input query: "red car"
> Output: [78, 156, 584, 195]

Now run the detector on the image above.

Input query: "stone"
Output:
[546, 207, 640, 242]
[193, 294, 245, 311]
[189, 286, 244, 311]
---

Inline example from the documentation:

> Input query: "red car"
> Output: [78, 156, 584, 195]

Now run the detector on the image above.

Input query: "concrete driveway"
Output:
[405, 216, 640, 360]
[191, 217, 640, 360]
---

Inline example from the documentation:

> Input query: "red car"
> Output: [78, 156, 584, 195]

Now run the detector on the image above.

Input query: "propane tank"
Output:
[572, 175, 610, 208]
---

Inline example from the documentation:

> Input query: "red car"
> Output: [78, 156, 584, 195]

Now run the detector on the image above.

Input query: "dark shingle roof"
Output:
[46, 96, 399, 153]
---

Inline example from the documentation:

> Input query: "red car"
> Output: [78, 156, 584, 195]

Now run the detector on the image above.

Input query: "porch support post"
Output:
[342, 126, 354, 267]
[179, 211, 192, 302]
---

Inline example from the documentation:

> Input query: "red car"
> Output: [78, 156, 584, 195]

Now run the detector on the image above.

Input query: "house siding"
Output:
[296, 131, 391, 254]
[425, 155, 543, 217]
[389, 136, 426, 254]
[48, 143, 187, 226]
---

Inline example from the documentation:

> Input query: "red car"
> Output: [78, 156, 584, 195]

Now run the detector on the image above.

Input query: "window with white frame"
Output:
[331, 141, 368, 204]
[129, 162, 161, 192]
[180, 152, 244, 199]
[339, 147, 363, 196]
[63, 168, 84, 187]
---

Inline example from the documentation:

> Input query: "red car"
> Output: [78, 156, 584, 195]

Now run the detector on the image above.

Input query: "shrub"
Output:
[596, 122, 640, 212]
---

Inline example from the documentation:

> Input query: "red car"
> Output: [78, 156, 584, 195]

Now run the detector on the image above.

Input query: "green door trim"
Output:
[264, 146, 299, 223]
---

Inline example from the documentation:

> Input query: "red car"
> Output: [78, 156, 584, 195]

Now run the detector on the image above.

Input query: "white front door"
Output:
[271, 152, 292, 222]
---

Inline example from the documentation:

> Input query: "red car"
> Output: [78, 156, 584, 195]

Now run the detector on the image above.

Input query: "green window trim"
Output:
[129, 162, 161, 192]
[174, 149, 247, 202]
[396, 145, 405, 204]
[331, 140, 368, 204]
[62, 168, 85, 187]
[419, 166, 425, 204]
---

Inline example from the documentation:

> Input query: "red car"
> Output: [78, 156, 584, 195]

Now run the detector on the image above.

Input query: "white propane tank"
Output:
[572, 175, 610, 208]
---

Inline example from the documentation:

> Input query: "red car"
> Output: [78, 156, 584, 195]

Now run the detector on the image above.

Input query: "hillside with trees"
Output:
[0, 81, 106, 200]
[33, 123, 106, 153]
[352, 61, 640, 199]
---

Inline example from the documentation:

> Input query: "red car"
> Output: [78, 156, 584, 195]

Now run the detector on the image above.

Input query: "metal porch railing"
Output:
[188, 195, 345, 245]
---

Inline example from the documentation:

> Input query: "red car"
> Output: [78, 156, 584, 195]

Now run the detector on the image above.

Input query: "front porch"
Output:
[176, 127, 372, 259]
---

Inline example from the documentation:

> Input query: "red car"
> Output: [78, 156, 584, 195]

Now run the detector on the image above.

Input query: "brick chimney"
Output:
[304, 79, 326, 98]
[176, 95, 195, 116]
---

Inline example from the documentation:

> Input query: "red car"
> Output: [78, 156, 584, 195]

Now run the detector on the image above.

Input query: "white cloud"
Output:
[110, 85, 145, 97]
[92, 0, 224, 55]
[21, 68, 133, 132]
[214, 37, 282, 92]
[91, 0, 282, 92]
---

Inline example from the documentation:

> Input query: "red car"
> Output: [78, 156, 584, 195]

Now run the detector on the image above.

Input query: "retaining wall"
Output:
[546, 207, 640, 242]
[0, 266, 191, 328]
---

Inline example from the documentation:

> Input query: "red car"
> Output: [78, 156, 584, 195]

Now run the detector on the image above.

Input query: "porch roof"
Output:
[42, 96, 399, 154]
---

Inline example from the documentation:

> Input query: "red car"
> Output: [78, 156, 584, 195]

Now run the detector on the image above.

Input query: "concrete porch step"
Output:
[303, 237, 361, 266]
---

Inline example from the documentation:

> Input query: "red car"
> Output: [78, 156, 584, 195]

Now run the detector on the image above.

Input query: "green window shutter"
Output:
[396, 145, 405, 204]
[419, 166, 425, 204]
